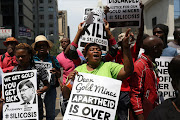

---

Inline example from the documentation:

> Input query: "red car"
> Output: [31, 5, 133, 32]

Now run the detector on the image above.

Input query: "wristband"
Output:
[71, 42, 78, 48]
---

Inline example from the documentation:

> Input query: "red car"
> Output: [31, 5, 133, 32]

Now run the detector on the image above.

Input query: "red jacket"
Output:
[0, 52, 18, 73]
[129, 53, 159, 115]
[105, 43, 138, 91]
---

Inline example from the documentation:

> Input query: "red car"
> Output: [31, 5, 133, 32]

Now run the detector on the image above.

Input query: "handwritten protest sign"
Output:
[79, 8, 108, 55]
[64, 72, 122, 120]
[156, 57, 175, 100]
[2, 70, 38, 120]
[107, 0, 141, 27]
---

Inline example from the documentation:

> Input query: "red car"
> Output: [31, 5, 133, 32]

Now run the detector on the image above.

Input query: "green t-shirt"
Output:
[75, 62, 123, 79]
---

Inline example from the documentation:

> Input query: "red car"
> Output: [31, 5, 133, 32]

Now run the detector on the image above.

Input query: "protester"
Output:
[13, 43, 50, 120]
[67, 22, 133, 119]
[129, 36, 164, 120]
[56, 38, 84, 85]
[32, 35, 61, 120]
[147, 55, 180, 120]
[0, 37, 19, 73]
[153, 24, 178, 56]
[168, 27, 180, 54]
[18, 80, 36, 105]
[56, 37, 85, 115]
[103, 3, 145, 120]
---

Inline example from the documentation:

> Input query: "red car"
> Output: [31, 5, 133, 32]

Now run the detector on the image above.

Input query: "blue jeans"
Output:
[44, 85, 57, 120]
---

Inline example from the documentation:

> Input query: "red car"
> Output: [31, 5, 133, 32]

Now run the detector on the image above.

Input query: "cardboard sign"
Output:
[2, 70, 39, 120]
[156, 57, 175, 100]
[64, 72, 122, 120]
[79, 8, 108, 55]
[107, 0, 141, 27]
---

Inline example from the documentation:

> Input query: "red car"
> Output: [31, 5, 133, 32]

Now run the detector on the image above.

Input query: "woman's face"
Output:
[35, 41, 49, 54]
[15, 49, 31, 67]
[86, 45, 102, 64]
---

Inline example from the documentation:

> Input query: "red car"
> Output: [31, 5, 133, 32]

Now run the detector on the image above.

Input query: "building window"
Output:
[19, 16, 23, 26]
[48, 7, 54, 12]
[39, 15, 44, 19]
[39, 7, 44, 11]
[152, 17, 157, 28]
[174, 0, 180, 28]
[48, 0, 52, 3]
[49, 15, 53, 19]
[49, 31, 53, 35]
[19, 5, 23, 14]
[39, 31, 44, 35]
[40, 23, 44, 27]
[49, 23, 53, 27]
[39, 0, 43, 3]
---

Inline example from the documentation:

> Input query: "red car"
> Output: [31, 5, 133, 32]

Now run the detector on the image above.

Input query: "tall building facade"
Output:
[58, 10, 69, 41]
[33, 0, 59, 43]
[0, 0, 34, 54]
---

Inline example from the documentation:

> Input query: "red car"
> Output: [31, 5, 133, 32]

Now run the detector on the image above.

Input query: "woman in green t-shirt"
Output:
[67, 20, 134, 86]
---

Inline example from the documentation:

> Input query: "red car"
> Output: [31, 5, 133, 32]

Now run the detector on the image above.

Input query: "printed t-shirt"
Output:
[75, 61, 123, 79]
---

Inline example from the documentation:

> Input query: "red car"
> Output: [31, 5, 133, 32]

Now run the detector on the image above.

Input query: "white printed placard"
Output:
[156, 57, 175, 100]
[79, 8, 108, 55]
[35, 61, 52, 82]
[2, 70, 39, 120]
[107, 0, 141, 27]
[64, 72, 122, 120]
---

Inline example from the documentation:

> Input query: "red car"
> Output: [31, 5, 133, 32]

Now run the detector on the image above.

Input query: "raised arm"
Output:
[136, 2, 144, 50]
[117, 29, 134, 80]
[103, 19, 118, 61]
[64, 22, 86, 66]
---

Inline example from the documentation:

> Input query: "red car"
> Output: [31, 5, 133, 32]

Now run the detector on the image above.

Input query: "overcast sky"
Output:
[58, 0, 107, 41]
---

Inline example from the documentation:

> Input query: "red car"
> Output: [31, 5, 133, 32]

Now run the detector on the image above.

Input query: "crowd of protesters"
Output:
[0, 4, 180, 120]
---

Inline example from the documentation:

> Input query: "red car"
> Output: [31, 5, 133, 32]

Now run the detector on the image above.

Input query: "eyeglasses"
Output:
[19, 88, 30, 93]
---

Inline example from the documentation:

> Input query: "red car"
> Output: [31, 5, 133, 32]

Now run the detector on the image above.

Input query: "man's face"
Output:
[20, 85, 34, 103]
[61, 38, 70, 50]
[154, 38, 164, 58]
[6, 41, 17, 54]
[153, 28, 165, 41]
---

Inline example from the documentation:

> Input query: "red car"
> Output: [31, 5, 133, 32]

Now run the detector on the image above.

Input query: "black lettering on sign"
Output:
[109, 0, 139, 3]
[158, 68, 168, 74]
[159, 76, 172, 82]
[156, 61, 169, 67]
[69, 104, 79, 114]
[81, 106, 111, 119]
[158, 84, 169, 90]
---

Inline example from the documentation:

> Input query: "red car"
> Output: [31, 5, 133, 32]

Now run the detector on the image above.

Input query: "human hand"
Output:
[103, 19, 110, 31]
[122, 28, 131, 48]
[140, 1, 144, 9]
[78, 21, 85, 33]
[36, 89, 44, 96]
[103, 6, 110, 15]
[66, 70, 78, 84]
